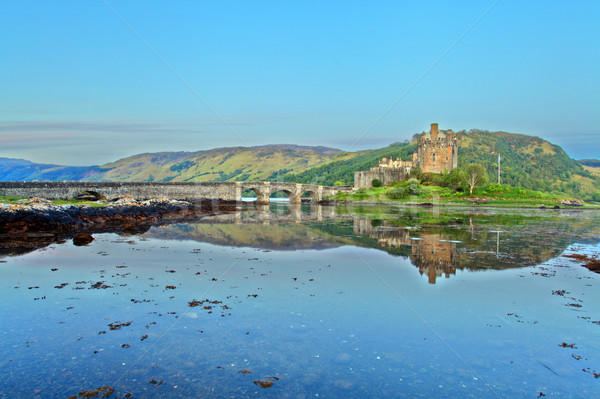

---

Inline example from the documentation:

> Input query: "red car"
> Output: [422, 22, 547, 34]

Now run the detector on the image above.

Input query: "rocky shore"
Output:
[0, 197, 237, 257]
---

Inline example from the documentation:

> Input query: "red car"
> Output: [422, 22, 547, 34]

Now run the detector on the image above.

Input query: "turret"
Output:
[430, 123, 438, 140]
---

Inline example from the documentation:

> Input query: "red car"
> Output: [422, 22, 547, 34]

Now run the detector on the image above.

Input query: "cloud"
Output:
[0, 116, 288, 164]
[0, 119, 251, 135]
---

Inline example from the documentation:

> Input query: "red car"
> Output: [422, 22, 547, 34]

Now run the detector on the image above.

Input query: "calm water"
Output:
[1, 204, 599, 398]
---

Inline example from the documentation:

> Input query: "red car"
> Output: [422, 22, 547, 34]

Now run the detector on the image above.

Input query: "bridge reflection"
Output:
[210, 202, 340, 224]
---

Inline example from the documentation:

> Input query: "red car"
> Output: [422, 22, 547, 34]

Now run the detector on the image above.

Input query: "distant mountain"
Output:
[579, 159, 600, 168]
[579, 159, 600, 178]
[0, 157, 103, 181]
[0, 145, 351, 183]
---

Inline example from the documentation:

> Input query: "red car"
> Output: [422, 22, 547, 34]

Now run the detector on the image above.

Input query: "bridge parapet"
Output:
[0, 181, 351, 204]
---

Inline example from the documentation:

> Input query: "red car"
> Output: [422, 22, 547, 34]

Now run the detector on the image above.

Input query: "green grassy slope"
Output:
[282, 142, 417, 185]
[91, 145, 354, 182]
[456, 130, 599, 200]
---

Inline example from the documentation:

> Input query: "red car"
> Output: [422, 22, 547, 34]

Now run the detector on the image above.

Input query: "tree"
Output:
[464, 163, 488, 195]
[444, 168, 466, 191]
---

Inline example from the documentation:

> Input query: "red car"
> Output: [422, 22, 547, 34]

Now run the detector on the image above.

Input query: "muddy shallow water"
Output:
[1, 204, 599, 398]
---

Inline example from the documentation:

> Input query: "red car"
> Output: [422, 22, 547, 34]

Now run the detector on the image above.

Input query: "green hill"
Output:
[93, 145, 352, 182]
[0, 145, 352, 183]
[456, 130, 599, 200]
[282, 142, 417, 185]
[283, 130, 600, 200]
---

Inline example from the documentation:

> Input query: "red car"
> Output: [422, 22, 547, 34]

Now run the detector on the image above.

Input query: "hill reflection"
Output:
[145, 203, 600, 283]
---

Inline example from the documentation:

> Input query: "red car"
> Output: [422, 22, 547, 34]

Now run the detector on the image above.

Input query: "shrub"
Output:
[407, 178, 421, 195]
[353, 188, 370, 200]
[334, 191, 349, 201]
[385, 186, 408, 200]
[410, 167, 424, 181]
[372, 178, 383, 188]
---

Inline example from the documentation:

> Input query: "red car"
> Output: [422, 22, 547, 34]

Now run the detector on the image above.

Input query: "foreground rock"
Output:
[72, 232, 94, 246]
[0, 197, 237, 257]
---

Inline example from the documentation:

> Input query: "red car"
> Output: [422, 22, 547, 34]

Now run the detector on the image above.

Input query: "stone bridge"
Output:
[0, 181, 352, 204]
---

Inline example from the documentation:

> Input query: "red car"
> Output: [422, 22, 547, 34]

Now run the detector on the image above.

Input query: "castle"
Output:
[354, 123, 458, 188]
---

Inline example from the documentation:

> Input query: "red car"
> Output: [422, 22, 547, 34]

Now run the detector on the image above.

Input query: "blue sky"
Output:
[1, 1, 599, 165]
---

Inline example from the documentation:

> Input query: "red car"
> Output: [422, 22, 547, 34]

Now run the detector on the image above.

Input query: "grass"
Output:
[0, 196, 108, 208]
[52, 199, 108, 207]
[333, 183, 600, 209]
[0, 195, 25, 203]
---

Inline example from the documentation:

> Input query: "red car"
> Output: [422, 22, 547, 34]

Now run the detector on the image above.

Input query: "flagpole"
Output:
[498, 153, 501, 184]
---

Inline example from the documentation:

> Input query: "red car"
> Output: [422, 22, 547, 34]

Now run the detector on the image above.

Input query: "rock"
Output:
[113, 196, 137, 205]
[469, 197, 488, 204]
[73, 233, 94, 246]
[27, 197, 53, 204]
[0, 199, 208, 256]
[560, 199, 583, 207]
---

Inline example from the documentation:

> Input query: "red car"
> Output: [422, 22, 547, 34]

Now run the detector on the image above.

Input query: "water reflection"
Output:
[355, 219, 458, 283]
[2, 203, 599, 398]
[3, 202, 599, 284]
[145, 203, 600, 284]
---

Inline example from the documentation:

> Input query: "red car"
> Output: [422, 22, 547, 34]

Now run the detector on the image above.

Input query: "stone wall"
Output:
[354, 167, 411, 188]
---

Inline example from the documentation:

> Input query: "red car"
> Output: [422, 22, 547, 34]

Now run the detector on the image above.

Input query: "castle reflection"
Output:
[354, 218, 457, 284]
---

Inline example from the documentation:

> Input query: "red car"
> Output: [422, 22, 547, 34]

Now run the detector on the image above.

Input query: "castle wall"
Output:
[354, 166, 411, 189]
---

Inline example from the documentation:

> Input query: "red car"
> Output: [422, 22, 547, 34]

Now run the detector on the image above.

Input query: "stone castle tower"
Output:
[413, 123, 458, 173]
[354, 123, 459, 188]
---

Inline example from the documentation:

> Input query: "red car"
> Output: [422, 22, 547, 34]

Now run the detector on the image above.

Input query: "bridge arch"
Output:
[74, 190, 107, 201]
[300, 190, 318, 203]
[242, 186, 269, 203]
[269, 189, 300, 204]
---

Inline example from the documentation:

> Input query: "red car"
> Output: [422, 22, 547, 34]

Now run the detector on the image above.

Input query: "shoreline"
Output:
[332, 198, 600, 210]
[0, 197, 239, 257]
